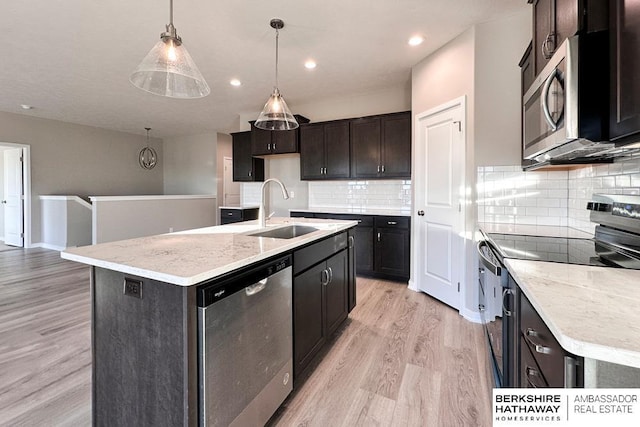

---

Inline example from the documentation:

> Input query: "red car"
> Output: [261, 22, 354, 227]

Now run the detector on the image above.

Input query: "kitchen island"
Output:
[61, 217, 358, 426]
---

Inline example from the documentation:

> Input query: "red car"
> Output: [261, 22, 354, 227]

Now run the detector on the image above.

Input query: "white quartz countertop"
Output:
[291, 207, 412, 217]
[505, 258, 640, 369]
[61, 217, 358, 287]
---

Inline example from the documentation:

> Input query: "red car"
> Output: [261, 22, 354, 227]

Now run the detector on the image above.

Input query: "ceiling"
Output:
[1, 1, 527, 138]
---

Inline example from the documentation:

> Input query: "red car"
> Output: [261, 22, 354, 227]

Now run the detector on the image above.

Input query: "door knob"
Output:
[417, 210, 425, 216]
[1, 200, 6, 204]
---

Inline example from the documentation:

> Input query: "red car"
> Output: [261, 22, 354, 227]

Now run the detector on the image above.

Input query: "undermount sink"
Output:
[247, 225, 318, 239]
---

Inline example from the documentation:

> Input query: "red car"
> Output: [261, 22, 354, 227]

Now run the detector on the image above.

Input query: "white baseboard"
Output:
[460, 307, 482, 323]
[407, 279, 419, 292]
[33, 242, 66, 251]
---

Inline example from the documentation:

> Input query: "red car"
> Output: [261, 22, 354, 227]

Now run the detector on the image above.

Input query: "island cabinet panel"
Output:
[92, 267, 198, 427]
[292, 232, 352, 380]
[347, 229, 357, 312]
[293, 262, 327, 376]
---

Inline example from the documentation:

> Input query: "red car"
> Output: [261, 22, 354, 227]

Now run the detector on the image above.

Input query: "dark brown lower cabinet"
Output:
[293, 249, 349, 379]
[290, 211, 410, 281]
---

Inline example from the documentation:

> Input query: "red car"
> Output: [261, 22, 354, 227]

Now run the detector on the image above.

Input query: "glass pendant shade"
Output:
[255, 87, 299, 130]
[130, 32, 210, 99]
[255, 18, 299, 131]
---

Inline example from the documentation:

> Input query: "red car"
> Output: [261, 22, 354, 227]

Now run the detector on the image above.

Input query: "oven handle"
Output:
[502, 288, 513, 317]
[477, 240, 502, 276]
[541, 69, 559, 131]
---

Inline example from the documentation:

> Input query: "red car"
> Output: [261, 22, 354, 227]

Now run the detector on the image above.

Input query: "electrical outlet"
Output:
[290, 191, 295, 198]
[124, 278, 143, 299]
[169, 227, 174, 233]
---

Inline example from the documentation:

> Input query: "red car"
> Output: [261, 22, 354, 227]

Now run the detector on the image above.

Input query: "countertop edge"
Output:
[61, 220, 358, 286]
[505, 259, 640, 370]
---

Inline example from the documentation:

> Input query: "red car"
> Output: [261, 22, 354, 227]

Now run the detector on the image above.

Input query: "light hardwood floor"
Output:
[0, 248, 492, 426]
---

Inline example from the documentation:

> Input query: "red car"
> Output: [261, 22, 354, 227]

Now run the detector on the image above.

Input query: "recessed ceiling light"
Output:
[20, 104, 33, 110]
[408, 35, 424, 46]
[230, 79, 242, 87]
[304, 60, 317, 70]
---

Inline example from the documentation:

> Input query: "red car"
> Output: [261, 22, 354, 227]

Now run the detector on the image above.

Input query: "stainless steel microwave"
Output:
[522, 33, 611, 165]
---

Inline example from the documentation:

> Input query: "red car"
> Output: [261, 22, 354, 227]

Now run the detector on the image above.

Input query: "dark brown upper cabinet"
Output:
[231, 131, 264, 182]
[531, 0, 608, 76]
[609, 0, 640, 142]
[350, 111, 411, 179]
[249, 115, 310, 156]
[299, 121, 350, 180]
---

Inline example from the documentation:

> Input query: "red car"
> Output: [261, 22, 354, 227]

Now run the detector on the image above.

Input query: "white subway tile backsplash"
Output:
[308, 180, 412, 211]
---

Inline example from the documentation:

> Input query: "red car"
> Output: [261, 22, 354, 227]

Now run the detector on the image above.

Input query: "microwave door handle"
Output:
[541, 70, 558, 131]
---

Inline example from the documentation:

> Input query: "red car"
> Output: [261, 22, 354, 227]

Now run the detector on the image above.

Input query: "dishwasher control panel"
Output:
[198, 255, 292, 307]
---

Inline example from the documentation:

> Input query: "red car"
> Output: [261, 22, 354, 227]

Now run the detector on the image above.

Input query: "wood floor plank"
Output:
[1, 249, 493, 427]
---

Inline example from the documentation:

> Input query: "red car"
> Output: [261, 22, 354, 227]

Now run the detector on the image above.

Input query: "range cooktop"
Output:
[486, 233, 612, 267]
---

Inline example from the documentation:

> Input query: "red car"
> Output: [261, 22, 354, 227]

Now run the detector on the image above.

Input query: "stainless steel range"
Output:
[477, 194, 640, 388]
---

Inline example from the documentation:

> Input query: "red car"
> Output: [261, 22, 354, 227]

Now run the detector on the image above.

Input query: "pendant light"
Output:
[129, 0, 210, 99]
[139, 128, 158, 170]
[254, 19, 299, 131]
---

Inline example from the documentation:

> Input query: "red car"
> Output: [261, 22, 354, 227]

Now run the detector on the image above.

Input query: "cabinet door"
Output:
[350, 117, 381, 178]
[354, 226, 374, 275]
[374, 228, 410, 278]
[610, 0, 640, 141]
[272, 129, 299, 154]
[299, 124, 326, 180]
[293, 262, 326, 376]
[347, 231, 356, 313]
[533, 0, 579, 75]
[325, 250, 349, 336]
[232, 131, 264, 182]
[381, 113, 411, 178]
[250, 124, 273, 155]
[324, 121, 351, 179]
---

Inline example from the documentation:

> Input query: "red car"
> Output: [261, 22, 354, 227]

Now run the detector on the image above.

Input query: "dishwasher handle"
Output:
[245, 278, 268, 296]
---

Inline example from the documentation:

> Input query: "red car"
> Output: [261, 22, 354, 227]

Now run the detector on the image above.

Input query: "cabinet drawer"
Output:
[221, 209, 242, 221]
[520, 336, 549, 388]
[520, 293, 566, 387]
[315, 213, 374, 227]
[294, 232, 348, 275]
[374, 216, 409, 229]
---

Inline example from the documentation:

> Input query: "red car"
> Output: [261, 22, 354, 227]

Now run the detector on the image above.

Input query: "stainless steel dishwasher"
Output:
[198, 255, 293, 426]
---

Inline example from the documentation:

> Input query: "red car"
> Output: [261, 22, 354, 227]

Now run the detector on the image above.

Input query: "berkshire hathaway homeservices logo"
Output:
[493, 389, 640, 426]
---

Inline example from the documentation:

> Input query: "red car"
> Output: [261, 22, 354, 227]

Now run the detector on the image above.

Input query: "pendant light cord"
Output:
[169, 0, 174, 26]
[275, 27, 279, 89]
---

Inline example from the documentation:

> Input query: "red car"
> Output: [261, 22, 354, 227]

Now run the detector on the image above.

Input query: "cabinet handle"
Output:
[320, 167, 323, 174]
[328, 267, 333, 283]
[321, 269, 329, 286]
[248, 170, 252, 177]
[348, 235, 355, 248]
[502, 288, 513, 317]
[377, 165, 380, 173]
[227, 212, 233, 216]
[267, 143, 271, 151]
[525, 366, 541, 388]
[381, 165, 385, 173]
[324, 167, 327, 175]
[564, 356, 578, 388]
[377, 232, 381, 242]
[525, 328, 552, 355]
[387, 221, 397, 225]
[273, 142, 276, 151]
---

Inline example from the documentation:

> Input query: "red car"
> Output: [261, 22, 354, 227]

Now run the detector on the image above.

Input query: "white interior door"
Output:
[414, 98, 465, 309]
[223, 157, 240, 207]
[3, 148, 24, 247]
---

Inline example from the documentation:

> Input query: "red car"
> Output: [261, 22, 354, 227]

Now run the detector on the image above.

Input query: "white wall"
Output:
[40, 196, 92, 250]
[163, 133, 218, 195]
[0, 111, 164, 245]
[475, 11, 531, 166]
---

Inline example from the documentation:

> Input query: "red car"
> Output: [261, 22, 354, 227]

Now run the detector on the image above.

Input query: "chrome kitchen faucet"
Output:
[258, 178, 289, 227]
